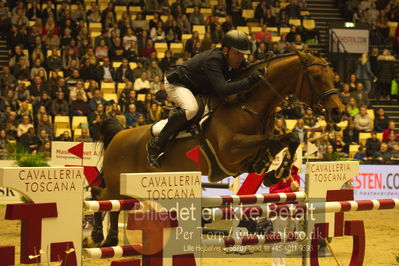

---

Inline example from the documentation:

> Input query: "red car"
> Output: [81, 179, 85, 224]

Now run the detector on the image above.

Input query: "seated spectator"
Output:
[17, 102, 33, 122]
[97, 57, 115, 83]
[47, 71, 60, 90]
[109, 37, 126, 61]
[373, 142, 391, 162]
[82, 48, 97, 66]
[385, 132, 399, 151]
[17, 115, 34, 138]
[36, 105, 48, 124]
[70, 93, 89, 116]
[390, 144, 399, 160]
[69, 80, 88, 102]
[88, 104, 106, 137]
[366, 131, 381, 157]
[76, 128, 93, 142]
[43, 29, 60, 50]
[346, 97, 359, 118]
[353, 106, 373, 132]
[303, 107, 321, 132]
[343, 120, 359, 145]
[51, 78, 69, 100]
[0, 130, 10, 159]
[12, 57, 30, 81]
[256, 25, 273, 43]
[150, 76, 162, 94]
[353, 82, 370, 107]
[3, 89, 18, 111]
[37, 129, 50, 147]
[89, 89, 110, 112]
[354, 146, 370, 161]
[33, 92, 52, 114]
[293, 119, 307, 143]
[339, 84, 351, 106]
[6, 112, 18, 140]
[273, 118, 286, 136]
[254, 42, 268, 60]
[37, 113, 53, 138]
[28, 75, 49, 101]
[134, 72, 151, 94]
[125, 104, 141, 128]
[56, 130, 73, 142]
[106, 103, 122, 118]
[0, 66, 17, 90]
[147, 61, 163, 82]
[213, 0, 227, 16]
[47, 49, 62, 71]
[116, 58, 134, 83]
[15, 83, 30, 103]
[290, 34, 304, 51]
[146, 103, 162, 123]
[190, 5, 205, 25]
[79, 58, 98, 81]
[382, 120, 398, 142]
[9, 45, 29, 69]
[95, 39, 109, 60]
[140, 39, 156, 58]
[374, 108, 389, 132]
[334, 73, 344, 91]
[19, 127, 40, 153]
[255, 1, 268, 23]
[331, 133, 348, 156]
[50, 92, 69, 116]
[285, 0, 301, 18]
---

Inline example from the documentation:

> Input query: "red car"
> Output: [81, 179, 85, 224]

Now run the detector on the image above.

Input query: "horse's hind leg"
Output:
[91, 187, 105, 244]
[101, 211, 120, 247]
[263, 132, 300, 186]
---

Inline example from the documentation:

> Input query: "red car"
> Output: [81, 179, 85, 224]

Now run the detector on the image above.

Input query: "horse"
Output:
[90, 51, 345, 247]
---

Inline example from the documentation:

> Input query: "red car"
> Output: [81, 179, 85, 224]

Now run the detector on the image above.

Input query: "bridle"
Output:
[298, 56, 339, 112]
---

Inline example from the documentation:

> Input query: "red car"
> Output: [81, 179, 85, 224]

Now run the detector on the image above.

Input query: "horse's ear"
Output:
[296, 51, 313, 65]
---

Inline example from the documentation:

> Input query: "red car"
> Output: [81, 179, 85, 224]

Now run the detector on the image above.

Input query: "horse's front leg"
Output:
[263, 132, 300, 186]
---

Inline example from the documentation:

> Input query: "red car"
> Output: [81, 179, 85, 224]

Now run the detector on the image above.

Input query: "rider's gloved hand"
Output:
[248, 68, 266, 87]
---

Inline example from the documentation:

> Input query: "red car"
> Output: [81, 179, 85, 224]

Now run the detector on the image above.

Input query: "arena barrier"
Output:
[1, 161, 399, 266]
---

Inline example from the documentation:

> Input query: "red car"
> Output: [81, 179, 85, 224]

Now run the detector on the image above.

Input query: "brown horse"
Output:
[90, 51, 345, 246]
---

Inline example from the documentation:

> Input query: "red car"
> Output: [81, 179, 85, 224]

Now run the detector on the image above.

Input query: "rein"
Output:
[241, 52, 338, 128]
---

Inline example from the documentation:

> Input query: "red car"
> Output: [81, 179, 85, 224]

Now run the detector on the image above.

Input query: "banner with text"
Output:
[329, 28, 369, 54]
[51, 141, 103, 167]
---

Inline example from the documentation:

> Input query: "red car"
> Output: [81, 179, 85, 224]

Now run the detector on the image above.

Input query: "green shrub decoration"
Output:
[7, 143, 49, 167]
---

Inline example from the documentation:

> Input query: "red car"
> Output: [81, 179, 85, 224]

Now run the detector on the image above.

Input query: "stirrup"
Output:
[146, 142, 164, 168]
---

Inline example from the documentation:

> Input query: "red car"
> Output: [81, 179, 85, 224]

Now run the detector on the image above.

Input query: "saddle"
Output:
[151, 95, 231, 181]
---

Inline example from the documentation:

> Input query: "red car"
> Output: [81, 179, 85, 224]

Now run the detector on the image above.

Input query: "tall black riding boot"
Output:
[147, 109, 187, 168]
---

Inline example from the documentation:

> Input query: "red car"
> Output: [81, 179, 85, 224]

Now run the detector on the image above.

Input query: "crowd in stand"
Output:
[0, 0, 315, 157]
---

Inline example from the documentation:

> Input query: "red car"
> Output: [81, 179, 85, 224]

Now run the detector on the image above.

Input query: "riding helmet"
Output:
[222, 30, 253, 55]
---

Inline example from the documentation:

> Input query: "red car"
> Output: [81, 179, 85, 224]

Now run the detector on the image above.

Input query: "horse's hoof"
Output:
[91, 228, 104, 244]
[262, 170, 280, 187]
[101, 231, 118, 247]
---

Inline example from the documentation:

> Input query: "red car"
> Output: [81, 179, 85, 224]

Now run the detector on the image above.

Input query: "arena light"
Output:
[345, 22, 355, 28]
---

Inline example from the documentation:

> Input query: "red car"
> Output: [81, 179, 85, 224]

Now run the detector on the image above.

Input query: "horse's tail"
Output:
[97, 118, 124, 151]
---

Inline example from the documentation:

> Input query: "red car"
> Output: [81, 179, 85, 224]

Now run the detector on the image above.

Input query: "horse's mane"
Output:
[234, 51, 321, 79]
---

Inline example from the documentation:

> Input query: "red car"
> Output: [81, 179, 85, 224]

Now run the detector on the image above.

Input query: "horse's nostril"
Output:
[332, 108, 341, 116]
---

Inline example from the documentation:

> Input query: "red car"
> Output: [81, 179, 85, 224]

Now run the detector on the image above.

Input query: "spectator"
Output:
[70, 92, 89, 116]
[97, 57, 115, 83]
[346, 97, 359, 118]
[190, 5, 205, 25]
[3, 89, 18, 112]
[106, 103, 122, 119]
[140, 39, 156, 58]
[56, 130, 73, 142]
[354, 146, 370, 161]
[88, 89, 110, 112]
[0, 130, 10, 159]
[69, 80, 88, 102]
[15, 83, 30, 103]
[28, 76, 49, 101]
[343, 120, 359, 145]
[159, 50, 175, 73]
[88, 103, 106, 137]
[95, 39, 109, 60]
[33, 92, 52, 114]
[273, 118, 286, 136]
[255, 0, 268, 23]
[76, 128, 93, 142]
[37, 113, 53, 138]
[115, 58, 134, 83]
[134, 72, 151, 93]
[37, 129, 50, 147]
[339, 84, 352, 106]
[386, 132, 399, 150]
[303, 107, 321, 132]
[52, 78, 69, 100]
[376, 49, 395, 100]
[27, 1, 42, 21]
[126, 41, 139, 62]
[200, 32, 213, 51]
[125, 104, 141, 128]
[0, 66, 17, 90]
[17, 101, 33, 122]
[146, 103, 162, 123]
[50, 92, 69, 116]
[109, 37, 126, 61]
[178, 14, 192, 34]
[30, 58, 46, 80]
[366, 131, 381, 158]
[347, 73, 358, 92]
[17, 115, 34, 138]
[374, 108, 389, 132]
[285, 0, 301, 19]
[331, 133, 348, 156]
[147, 61, 163, 82]
[184, 31, 200, 55]
[256, 25, 273, 43]
[373, 142, 391, 162]
[334, 73, 344, 91]
[354, 106, 373, 132]
[5, 111, 18, 140]
[291, 34, 304, 51]
[293, 119, 307, 143]
[355, 53, 376, 95]
[19, 127, 40, 153]
[79, 58, 98, 81]
[213, 0, 227, 17]
[382, 120, 398, 142]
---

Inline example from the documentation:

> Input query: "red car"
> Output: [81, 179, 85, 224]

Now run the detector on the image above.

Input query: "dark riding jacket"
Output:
[166, 48, 252, 97]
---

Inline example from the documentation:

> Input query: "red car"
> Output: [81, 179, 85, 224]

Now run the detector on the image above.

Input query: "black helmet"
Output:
[222, 30, 253, 55]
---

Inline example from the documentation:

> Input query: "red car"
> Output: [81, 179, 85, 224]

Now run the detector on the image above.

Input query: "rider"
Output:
[147, 29, 265, 167]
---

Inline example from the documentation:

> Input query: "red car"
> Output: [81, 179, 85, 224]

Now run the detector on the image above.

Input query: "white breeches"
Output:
[164, 78, 199, 120]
